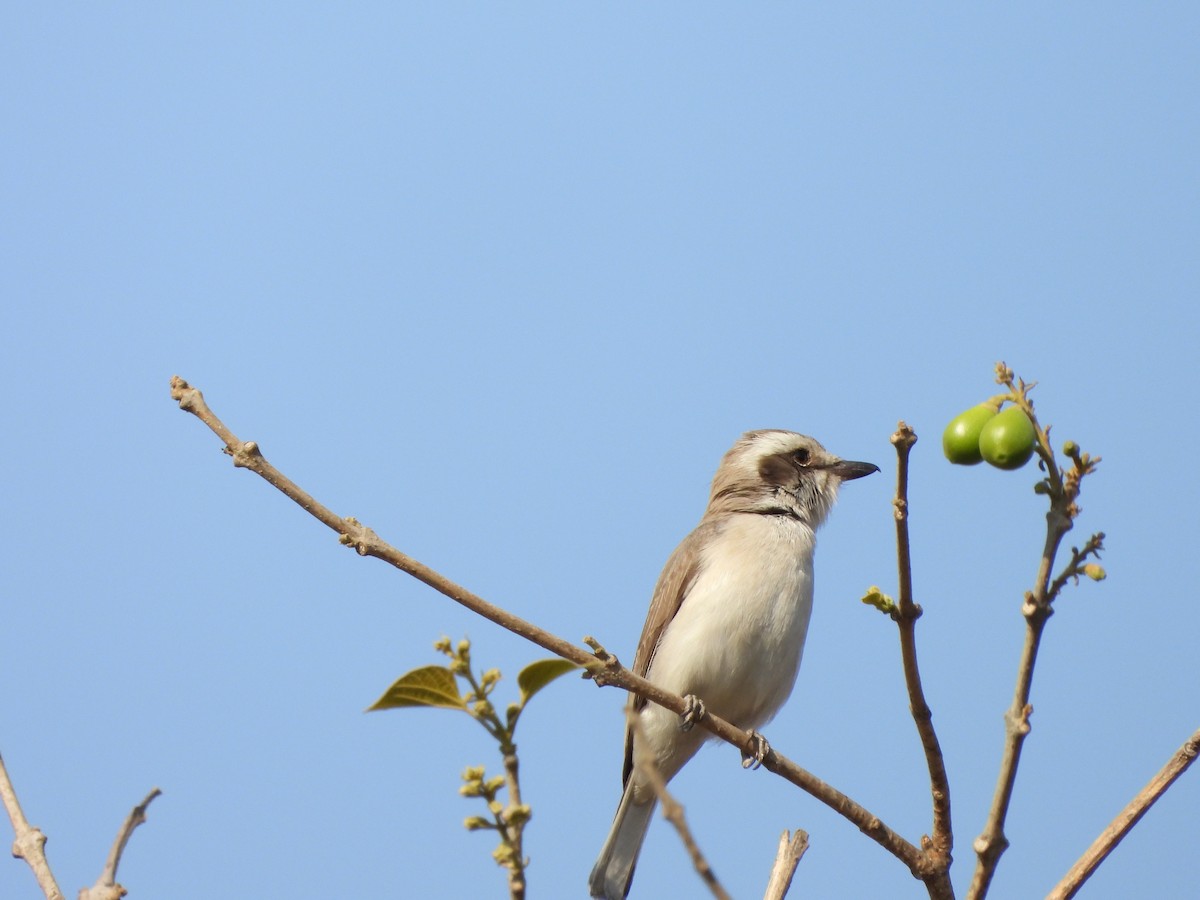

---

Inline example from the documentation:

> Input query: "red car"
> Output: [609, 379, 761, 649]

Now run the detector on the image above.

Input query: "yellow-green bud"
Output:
[506, 804, 532, 826]
[492, 844, 516, 865]
[860, 586, 896, 615]
[473, 700, 495, 718]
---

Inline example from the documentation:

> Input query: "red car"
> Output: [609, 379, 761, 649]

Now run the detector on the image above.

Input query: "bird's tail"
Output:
[588, 785, 656, 899]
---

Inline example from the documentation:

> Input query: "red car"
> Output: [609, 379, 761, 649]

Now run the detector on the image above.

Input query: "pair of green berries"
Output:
[943, 404, 1036, 470]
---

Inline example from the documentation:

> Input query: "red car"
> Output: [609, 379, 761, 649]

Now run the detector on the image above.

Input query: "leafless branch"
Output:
[170, 376, 933, 879]
[889, 422, 954, 900]
[78, 788, 161, 900]
[763, 829, 809, 900]
[1046, 726, 1200, 900]
[629, 711, 731, 900]
[0, 752, 65, 900]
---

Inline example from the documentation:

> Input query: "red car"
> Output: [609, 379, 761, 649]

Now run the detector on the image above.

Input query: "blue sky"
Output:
[2, 4, 1197, 898]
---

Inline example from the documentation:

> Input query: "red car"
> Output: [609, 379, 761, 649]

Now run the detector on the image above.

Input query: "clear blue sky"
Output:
[3, 5, 1197, 898]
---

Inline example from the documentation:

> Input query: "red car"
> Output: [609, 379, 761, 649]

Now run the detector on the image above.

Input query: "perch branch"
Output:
[170, 376, 933, 879]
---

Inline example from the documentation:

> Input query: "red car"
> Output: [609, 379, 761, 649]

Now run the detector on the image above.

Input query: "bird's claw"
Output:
[741, 731, 770, 769]
[679, 694, 706, 732]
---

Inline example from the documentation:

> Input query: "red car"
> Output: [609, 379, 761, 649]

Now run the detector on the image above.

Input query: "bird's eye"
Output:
[793, 448, 811, 465]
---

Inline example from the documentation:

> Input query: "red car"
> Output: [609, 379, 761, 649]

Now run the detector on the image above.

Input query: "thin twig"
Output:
[1046, 534, 1106, 602]
[79, 788, 162, 900]
[763, 829, 809, 900]
[0, 752, 65, 900]
[889, 423, 954, 900]
[630, 712, 731, 900]
[1046, 726, 1200, 900]
[170, 376, 930, 878]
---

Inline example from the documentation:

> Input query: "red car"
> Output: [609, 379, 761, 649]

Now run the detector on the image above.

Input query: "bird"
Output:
[588, 429, 878, 899]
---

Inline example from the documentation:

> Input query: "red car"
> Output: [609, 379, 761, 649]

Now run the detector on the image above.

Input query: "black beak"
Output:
[830, 459, 879, 481]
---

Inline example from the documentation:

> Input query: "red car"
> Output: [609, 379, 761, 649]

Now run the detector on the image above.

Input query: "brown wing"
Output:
[621, 518, 718, 786]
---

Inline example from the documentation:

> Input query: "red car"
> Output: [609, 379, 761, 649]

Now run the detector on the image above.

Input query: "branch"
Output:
[170, 376, 931, 878]
[968, 363, 1083, 899]
[1046, 534, 1106, 602]
[501, 750, 526, 900]
[889, 423, 954, 899]
[629, 712, 731, 900]
[1046, 726, 1200, 900]
[763, 829, 809, 900]
[79, 788, 162, 900]
[0, 752, 65, 900]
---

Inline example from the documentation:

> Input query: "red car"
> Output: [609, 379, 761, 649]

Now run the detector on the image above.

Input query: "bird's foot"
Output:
[679, 694, 706, 732]
[741, 731, 771, 769]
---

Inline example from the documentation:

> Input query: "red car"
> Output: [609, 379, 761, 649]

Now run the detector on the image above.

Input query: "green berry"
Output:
[943, 404, 997, 465]
[979, 407, 1036, 470]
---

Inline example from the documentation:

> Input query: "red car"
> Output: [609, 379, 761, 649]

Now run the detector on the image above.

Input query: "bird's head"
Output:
[707, 429, 878, 527]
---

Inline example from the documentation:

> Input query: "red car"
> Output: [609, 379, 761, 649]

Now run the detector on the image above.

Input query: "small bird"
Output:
[589, 430, 878, 899]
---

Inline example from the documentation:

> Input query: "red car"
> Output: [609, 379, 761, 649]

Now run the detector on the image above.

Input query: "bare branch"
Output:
[1046, 726, 1200, 900]
[763, 829, 809, 900]
[889, 422, 954, 900]
[79, 788, 161, 900]
[0, 752, 65, 900]
[629, 712, 731, 900]
[170, 376, 931, 878]
[969, 530, 1068, 893]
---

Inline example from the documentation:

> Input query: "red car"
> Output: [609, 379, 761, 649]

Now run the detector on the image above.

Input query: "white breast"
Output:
[648, 513, 816, 732]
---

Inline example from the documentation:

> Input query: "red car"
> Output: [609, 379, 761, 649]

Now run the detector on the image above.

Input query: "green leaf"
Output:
[366, 665, 466, 712]
[516, 658, 579, 705]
